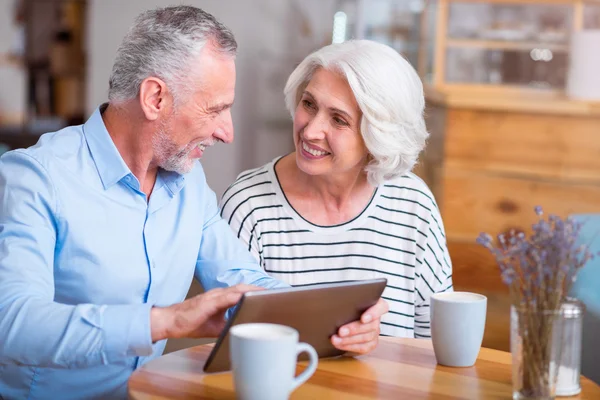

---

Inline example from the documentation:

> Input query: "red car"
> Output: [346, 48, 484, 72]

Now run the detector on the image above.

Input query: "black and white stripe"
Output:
[220, 158, 453, 338]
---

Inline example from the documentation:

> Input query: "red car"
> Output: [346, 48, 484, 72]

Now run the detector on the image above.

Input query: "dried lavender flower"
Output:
[476, 206, 593, 310]
[481, 206, 597, 399]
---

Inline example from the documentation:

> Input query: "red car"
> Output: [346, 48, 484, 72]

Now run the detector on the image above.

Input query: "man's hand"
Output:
[150, 284, 263, 342]
[330, 298, 389, 355]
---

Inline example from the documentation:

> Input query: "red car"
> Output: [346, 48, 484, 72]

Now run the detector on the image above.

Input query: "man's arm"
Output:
[0, 151, 153, 368]
[194, 181, 288, 292]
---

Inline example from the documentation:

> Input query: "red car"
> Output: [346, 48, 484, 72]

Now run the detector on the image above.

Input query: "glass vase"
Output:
[510, 305, 564, 400]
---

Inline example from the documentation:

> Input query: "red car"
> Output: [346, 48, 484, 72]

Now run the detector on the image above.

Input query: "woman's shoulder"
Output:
[378, 172, 439, 212]
[224, 158, 276, 193]
[219, 158, 281, 218]
[232, 163, 272, 186]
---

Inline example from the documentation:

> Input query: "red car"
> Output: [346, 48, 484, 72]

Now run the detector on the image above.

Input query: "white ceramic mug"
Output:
[430, 292, 487, 367]
[229, 323, 318, 400]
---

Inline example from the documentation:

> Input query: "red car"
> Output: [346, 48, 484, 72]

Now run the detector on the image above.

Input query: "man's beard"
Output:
[152, 122, 200, 175]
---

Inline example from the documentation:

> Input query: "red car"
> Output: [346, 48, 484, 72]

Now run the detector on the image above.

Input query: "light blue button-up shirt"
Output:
[0, 105, 287, 399]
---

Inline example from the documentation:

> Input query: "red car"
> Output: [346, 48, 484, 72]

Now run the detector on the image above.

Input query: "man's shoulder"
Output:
[6, 125, 84, 162]
[1, 125, 85, 170]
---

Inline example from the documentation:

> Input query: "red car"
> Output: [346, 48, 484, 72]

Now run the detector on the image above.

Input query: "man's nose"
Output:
[214, 111, 234, 144]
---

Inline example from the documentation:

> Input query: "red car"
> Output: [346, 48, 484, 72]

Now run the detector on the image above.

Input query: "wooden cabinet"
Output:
[412, 0, 600, 352]
[416, 93, 600, 351]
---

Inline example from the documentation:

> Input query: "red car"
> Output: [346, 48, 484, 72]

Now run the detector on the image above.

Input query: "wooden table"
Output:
[128, 337, 600, 399]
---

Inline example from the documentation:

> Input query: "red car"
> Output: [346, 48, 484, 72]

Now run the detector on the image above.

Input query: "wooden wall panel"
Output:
[445, 109, 600, 183]
[441, 168, 600, 241]
[424, 102, 600, 353]
[448, 241, 510, 351]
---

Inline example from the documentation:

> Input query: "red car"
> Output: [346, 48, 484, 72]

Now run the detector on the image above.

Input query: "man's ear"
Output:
[139, 77, 171, 121]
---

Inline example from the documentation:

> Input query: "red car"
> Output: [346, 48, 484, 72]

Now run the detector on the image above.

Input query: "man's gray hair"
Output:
[108, 6, 237, 104]
[284, 40, 428, 186]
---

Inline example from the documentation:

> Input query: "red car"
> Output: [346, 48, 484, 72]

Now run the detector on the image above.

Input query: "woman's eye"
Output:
[333, 117, 348, 126]
[302, 99, 315, 109]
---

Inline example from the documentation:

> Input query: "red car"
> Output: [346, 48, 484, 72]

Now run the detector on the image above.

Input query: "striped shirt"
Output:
[219, 157, 453, 338]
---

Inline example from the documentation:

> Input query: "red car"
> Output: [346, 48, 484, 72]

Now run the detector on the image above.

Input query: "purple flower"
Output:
[534, 206, 543, 216]
[501, 269, 516, 285]
[476, 206, 593, 309]
[476, 232, 493, 247]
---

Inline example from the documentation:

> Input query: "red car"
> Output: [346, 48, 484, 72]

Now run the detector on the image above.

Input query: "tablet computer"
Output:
[203, 278, 387, 373]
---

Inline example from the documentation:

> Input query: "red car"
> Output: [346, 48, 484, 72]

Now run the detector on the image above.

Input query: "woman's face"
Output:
[293, 68, 369, 180]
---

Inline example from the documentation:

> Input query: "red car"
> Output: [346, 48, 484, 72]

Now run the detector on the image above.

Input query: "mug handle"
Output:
[290, 342, 318, 392]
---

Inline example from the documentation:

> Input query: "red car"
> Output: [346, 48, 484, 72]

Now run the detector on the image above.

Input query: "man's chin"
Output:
[179, 161, 197, 175]
[160, 159, 197, 175]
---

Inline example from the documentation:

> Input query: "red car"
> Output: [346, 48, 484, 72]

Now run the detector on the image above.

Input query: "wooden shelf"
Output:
[446, 38, 569, 52]
[451, 0, 597, 4]
[425, 84, 600, 116]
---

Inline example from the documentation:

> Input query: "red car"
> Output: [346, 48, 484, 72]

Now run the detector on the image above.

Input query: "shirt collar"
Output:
[83, 104, 132, 190]
[158, 169, 186, 197]
[83, 103, 187, 194]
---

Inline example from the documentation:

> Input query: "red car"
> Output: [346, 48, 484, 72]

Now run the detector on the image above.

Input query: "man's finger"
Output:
[231, 284, 265, 293]
[200, 287, 229, 301]
[202, 284, 261, 301]
[203, 290, 245, 314]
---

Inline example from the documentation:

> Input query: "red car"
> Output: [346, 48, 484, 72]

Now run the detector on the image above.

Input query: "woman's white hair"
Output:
[284, 40, 428, 186]
[108, 6, 237, 105]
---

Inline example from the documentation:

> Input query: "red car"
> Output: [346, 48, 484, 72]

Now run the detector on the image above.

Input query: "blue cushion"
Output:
[570, 214, 600, 316]
[570, 213, 600, 385]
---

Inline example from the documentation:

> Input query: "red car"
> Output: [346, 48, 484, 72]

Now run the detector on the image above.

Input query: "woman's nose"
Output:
[301, 115, 327, 140]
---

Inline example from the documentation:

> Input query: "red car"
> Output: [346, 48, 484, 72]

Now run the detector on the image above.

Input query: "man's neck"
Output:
[102, 103, 159, 197]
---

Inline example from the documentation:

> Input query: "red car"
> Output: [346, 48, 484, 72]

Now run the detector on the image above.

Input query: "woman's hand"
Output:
[330, 298, 389, 355]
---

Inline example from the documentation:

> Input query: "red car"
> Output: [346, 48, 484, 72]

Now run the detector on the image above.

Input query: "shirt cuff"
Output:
[103, 303, 153, 362]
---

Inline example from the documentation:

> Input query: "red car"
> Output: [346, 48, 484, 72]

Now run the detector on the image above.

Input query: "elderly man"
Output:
[0, 6, 387, 400]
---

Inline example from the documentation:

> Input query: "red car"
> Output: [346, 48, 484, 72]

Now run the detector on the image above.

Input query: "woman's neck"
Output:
[276, 154, 376, 226]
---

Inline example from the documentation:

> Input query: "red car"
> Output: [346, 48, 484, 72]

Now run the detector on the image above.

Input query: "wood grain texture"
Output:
[421, 47, 600, 371]
[128, 337, 600, 399]
[444, 109, 600, 183]
[441, 168, 600, 242]
[448, 241, 511, 352]
[425, 85, 600, 117]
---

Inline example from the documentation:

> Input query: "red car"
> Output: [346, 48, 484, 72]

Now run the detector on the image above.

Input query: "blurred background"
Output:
[1, 0, 600, 376]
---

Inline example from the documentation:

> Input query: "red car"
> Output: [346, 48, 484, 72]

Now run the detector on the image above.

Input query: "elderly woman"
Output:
[220, 40, 452, 339]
